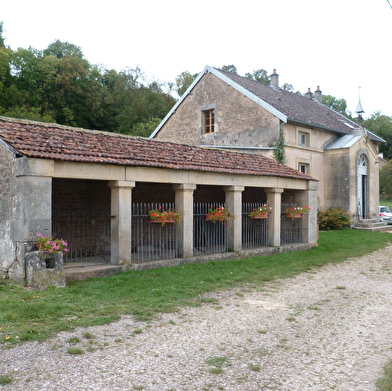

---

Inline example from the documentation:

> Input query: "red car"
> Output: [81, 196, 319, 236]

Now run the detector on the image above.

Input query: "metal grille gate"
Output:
[281, 204, 304, 244]
[242, 203, 269, 249]
[131, 202, 178, 262]
[52, 202, 111, 263]
[193, 203, 228, 255]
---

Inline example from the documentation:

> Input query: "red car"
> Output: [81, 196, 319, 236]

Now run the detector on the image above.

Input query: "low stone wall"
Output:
[129, 243, 316, 271]
[25, 251, 66, 290]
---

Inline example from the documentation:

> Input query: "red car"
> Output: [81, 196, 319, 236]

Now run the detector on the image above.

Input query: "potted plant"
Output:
[35, 233, 70, 269]
[206, 205, 235, 224]
[36, 233, 70, 254]
[149, 207, 182, 226]
[285, 205, 311, 220]
[248, 205, 272, 219]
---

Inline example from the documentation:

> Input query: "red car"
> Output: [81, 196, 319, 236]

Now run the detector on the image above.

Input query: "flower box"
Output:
[284, 205, 310, 220]
[251, 213, 269, 219]
[205, 206, 235, 224]
[286, 212, 302, 219]
[149, 207, 182, 226]
[248, 205, 272, 219]
[150, 218, 176, 224]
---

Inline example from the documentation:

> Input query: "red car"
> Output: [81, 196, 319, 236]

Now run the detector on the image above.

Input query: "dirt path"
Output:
[2, 245, 392, 390]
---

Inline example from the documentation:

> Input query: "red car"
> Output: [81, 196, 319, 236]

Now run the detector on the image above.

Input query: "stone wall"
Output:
[0, 144, 17, 279]
[155, 73, 280, 149]
[323, 151, 351, 211]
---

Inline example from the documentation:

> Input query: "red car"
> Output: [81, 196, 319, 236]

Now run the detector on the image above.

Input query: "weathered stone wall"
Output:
[155, 73, 280, 148]
[25, 251, 65, 290]
[323, 151, 351, 211]
[0, 144, 17, 279]
[1, 154, 53, 281]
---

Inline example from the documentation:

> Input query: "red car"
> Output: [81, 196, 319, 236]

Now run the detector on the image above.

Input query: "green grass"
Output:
[377, 359, 392, 391]
[0, 374, 13, 385]
[1, 229, 391, 346]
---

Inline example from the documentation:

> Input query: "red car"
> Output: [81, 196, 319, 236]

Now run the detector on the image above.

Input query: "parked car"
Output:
[379, 206, 392, 224]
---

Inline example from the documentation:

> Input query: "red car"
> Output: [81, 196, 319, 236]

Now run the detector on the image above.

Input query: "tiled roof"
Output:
[0, 116, 315, 181]
[215, 68, 383, 142]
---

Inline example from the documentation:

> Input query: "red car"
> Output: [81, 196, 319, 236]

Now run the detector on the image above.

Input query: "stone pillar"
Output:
[108, 181, 135, 266]
[265, 188, 284, 247]
[295, 181, 319, 244]
[13, 175, 53, 281]
[224, 186, 244, 252]
[173, 184, 196, 258]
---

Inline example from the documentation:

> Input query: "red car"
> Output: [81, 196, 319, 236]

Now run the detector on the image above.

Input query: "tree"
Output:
[221, 64, 238, 74]
[175, 71, 198, 97]
[380, 162, 392, 198]
[43, 40, 84, 59]
[0, 21, 5, 48]
[245, 69, 269, 83]
[322, 94, 352, 119]
[281, 82, 294, 92]
[363, 111, 392, 159]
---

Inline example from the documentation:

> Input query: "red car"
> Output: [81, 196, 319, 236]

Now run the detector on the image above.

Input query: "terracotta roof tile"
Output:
[0, 116, 315, 181]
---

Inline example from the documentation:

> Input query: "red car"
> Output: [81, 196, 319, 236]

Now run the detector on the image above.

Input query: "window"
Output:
[203, 109, 215, 134]
[298, 131, 309, 146]
[298, 163, 309, 174]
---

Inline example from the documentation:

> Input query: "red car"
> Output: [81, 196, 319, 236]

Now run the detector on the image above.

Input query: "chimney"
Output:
[305, 88, 313, 99]
[270, 69, 279, 88]
[314, 86, 322, 103]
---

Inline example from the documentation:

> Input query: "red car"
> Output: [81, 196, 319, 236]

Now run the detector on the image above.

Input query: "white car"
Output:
[379, 206, 392, 224]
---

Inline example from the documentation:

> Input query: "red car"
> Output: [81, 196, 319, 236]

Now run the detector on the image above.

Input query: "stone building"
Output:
[0, 116, 317, 282]
[151, 66, 384, 221]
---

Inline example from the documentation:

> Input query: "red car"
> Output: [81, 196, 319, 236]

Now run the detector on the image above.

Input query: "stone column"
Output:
[295, 181, 319, 245]
[108, 180, 135, 266]
[265, 188, 284, 247]
[224, 186, 244, 252]
[173, 184, 196, 258]
[13, 158, 54, 282]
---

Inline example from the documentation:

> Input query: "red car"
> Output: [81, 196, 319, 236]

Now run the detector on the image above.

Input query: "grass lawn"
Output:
[380, 200, 392, 210]
[1, 229, 392, 347]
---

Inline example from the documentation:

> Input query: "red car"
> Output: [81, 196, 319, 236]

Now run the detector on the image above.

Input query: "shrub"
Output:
[318, 207, 351, 231]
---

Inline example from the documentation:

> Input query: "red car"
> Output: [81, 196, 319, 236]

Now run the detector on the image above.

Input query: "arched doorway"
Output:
[357, 154, 368, 219]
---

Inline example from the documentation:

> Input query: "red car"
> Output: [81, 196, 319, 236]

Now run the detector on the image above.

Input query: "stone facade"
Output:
[0, 116, 318, 283]
[152, 67, 382, 221]
[157, 73, 278, 153]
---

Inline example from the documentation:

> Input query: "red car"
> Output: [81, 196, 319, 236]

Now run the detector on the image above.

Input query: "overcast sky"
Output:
[2, 0, 391, 117]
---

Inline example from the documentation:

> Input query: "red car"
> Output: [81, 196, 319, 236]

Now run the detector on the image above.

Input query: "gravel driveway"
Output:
[2, 245, 392, 390]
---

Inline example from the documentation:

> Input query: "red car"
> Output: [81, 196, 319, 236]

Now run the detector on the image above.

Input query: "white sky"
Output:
[2, 0, 391, 117]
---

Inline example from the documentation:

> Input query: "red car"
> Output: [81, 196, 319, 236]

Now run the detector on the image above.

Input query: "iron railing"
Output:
[131, 202, 178, 262]
[193, 202, 228, 255]
[242, 203, 269, 249]
[53, 201, 306, 265]
[281, 204, 305, 244]
[52, 202, 111, 263]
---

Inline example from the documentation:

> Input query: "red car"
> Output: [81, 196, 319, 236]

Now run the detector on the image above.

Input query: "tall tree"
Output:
[363, 111, 392, 159]
[380, 162, 392, 198]
[175, 71, 198, 97]
[322, 94, 352, 119]
[0, 21, 5, 48]
[221, 64, 238, 74]
[43, 40, 83, 59]
[245, 69, 269, 83]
